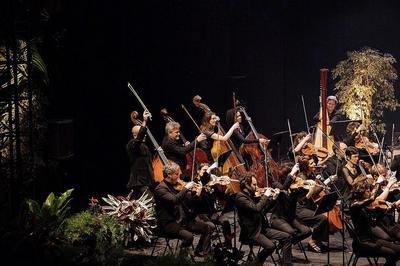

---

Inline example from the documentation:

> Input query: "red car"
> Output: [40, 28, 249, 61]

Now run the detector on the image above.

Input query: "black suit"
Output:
[162, 136, 196, 172]
[126, 127, 154, 199]
[155, 180, 213, 253]
[235, 191, 292, 264]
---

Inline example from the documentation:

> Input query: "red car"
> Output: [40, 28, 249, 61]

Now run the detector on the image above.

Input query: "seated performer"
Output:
[235, 173, 293, 265]
[126, 110, 155, 199]
[349, 180, 400, 266]
[162, 121, 206, 173]
[292, 156, 329, 253]
[154, 162, 213, 256]
[341, 146, 367, 200]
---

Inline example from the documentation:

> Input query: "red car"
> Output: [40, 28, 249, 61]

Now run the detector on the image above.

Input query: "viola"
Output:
[289, 176, 317, 190]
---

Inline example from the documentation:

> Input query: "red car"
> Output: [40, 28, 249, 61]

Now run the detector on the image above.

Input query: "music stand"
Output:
[329, 119, 362, 141]
[314, 192, 339, 266]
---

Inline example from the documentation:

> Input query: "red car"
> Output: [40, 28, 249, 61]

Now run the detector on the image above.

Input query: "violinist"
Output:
[154, 162, 213, 257]
[161, 121, 207, 175]
[225, 108, 269, 151]
[292, 132, 313, 158]
[321, 141, 348, 194]
[349, 180, 400, 266]
[390, 137, 400, 181]
[193, 163, 234, 247]
[199, 111, 240, 162]
[270, 163, 312, 246]
[341, 146, 366, 199]
[344, 122, 379, 161]
[235, 173, 293, 265]
[293, 156, 330, 253]
[126, 110, 155, 199]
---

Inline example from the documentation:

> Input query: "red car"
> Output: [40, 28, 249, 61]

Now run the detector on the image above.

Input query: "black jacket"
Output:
[154, 180, 190, 226]
[162, 136, 196, 171]
[235, 191, 275, 239]
[126, 127, 154, 188]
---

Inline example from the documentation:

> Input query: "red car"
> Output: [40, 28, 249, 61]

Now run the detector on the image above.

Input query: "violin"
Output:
[301, 143, 329, 159]
[254, 187, 282, 198]
[173, 179, 202, 192]
[289, 176, 317, 190]
[367, 200, 393, 210]
[355, 134, 379, 155]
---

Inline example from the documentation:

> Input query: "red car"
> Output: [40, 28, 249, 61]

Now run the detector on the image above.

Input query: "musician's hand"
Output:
[143, 110, 151, 121]
[272, 188, 280, 200]
[259, 138, 269, 145]
[290, 163, 300, 176]
[184, 181, 195, 190]
[264, 188, 273, 197]
[184, 141, 190, 146]
[305, 134, 312, 141]
[388, 177, 397, 189]
[356, 124, 365, 133]
[233, 122, 240, 130]
[395, 199, 400, 207]
[196, 133, 207, 142]
[376, 175, 386, 184]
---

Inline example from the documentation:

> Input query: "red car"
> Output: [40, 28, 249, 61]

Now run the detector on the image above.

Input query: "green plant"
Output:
[62, 211, 125, 265]
[332, 47, 399, 134]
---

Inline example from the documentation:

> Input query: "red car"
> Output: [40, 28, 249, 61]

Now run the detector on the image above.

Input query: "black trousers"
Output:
[251, 228, 292, 265]
[270, 215, 312, 244]
[357, 239, 400, 266]
[161, 217, 214, 254]
[296, 205, 328, 242]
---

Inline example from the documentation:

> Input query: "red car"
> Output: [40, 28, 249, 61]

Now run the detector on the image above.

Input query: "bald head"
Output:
[132, 125, 141, 138]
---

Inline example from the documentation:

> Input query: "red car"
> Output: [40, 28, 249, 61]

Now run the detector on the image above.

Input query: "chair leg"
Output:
[366, 257, 374, 266]
[298, 242, 309, 262]
[163, 238, 170, 255]
[353, 255, 359, 266]
[150, 236, 159, 256]
[348, 253, 354, 266]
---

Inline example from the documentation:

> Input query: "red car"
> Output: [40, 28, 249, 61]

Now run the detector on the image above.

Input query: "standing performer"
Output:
[162, 121, 206, 174]
[126, 110, 154, 199]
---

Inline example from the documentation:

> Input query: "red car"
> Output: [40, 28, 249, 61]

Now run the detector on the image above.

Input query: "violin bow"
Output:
[301, 95, 311, 135]
[287, 118, 297, 164]
[181, 104, 202, 133]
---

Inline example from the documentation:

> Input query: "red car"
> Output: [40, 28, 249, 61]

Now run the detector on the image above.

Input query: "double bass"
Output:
[192, 95, 246, 192]
[160, 108, 209, 176]
[238, 105, 281, 188]
[130, 111, 169, 183]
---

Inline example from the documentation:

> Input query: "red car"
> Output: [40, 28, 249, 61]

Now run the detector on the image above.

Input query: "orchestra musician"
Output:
[235, 173, 293, 265]
[161, 121, 207, 174]
[198, 111, 240, 162]
[349, 180, 400, 266]
[225, 108, 269, 151]
[126, 110, 155, 199]
[313, 95, 342, 125]
[154, 162, 213, 257]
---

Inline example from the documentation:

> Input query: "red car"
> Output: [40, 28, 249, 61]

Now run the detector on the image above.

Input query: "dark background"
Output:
[37, 0, 400, 203]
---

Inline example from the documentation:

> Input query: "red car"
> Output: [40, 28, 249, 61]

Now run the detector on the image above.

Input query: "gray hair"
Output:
[165, 122, 181, 135]
[162, 161, 180, 177]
